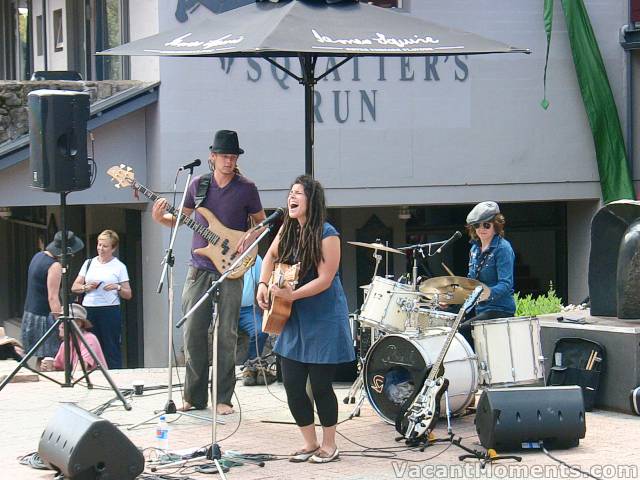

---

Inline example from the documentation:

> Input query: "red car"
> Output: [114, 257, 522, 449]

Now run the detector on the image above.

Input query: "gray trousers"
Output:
[181, 266, 243, 408]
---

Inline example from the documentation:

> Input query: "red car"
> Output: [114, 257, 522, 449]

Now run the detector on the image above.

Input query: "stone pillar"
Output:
[617, 218, 640, 319]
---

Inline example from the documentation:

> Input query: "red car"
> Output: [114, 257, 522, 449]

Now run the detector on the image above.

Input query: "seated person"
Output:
[459, 201, 516, 349]
[238, 255, 274, 385]
[0, 327, 24, 361]
[41, 304, 108, 372]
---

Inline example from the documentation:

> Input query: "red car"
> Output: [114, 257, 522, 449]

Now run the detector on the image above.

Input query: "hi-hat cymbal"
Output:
[347, 241, 404, 255]
[418, 276, 490, 304]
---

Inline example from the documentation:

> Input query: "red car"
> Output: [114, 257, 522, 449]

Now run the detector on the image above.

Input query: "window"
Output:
[36, 14, 43, 56]
[95, 0, 129, 80]
[53, 9, 63, 52]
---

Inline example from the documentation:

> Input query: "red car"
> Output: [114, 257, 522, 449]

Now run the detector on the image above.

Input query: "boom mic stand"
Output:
[129, 164, 216, 430]
[0, 192, 130, 410]
[175, 223, 274, 478]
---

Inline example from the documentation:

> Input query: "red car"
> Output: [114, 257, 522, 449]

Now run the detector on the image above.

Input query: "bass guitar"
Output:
[396, 286, 484, 443]
[107, 165, 256, 279]
[262, 263, 300, 335]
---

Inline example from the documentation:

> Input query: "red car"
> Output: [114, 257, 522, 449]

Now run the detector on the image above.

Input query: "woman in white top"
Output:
[72, 230, 131, 368]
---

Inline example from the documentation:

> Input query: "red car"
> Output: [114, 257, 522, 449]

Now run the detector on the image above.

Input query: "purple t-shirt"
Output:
[184, 173, 262, 273]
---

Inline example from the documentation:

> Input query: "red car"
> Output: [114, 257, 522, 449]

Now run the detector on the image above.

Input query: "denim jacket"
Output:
[467, 234, 516, 315]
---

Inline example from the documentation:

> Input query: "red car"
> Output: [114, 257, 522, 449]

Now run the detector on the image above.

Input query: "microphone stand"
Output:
[398, 239, 453, 289]
[129, 164, 214, 431]
[175, 222, 275, 478]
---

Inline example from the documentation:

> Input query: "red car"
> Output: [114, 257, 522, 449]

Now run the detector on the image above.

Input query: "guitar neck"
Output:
[131, 180, 221, 245]
[426, 310, 466, 383]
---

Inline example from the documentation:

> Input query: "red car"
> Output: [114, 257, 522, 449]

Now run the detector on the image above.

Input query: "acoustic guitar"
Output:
[107, 165, 256, 279]
[262, 263, 300, 335]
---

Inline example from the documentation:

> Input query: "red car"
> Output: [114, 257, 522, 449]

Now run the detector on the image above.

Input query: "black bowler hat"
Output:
[209, 130, 244, 155]
[46, 230, 84, 256]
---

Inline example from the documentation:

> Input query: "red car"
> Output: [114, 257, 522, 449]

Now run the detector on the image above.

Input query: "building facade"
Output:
[1, 0, 638, 367]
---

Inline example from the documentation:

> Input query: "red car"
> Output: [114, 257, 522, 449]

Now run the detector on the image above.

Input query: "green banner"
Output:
[542, 0, 636, 203]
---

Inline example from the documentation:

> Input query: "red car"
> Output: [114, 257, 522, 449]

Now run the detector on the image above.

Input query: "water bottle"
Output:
[155, 415, 169, 451]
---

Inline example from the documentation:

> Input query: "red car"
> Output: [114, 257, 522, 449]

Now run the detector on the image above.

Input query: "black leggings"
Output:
[280, 356, 338, 427]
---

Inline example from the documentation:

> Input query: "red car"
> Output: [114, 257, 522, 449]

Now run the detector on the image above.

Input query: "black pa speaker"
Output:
[28, 89, 90, 192]
[475, 386, 586, 450]
[38, 404, 144, 479]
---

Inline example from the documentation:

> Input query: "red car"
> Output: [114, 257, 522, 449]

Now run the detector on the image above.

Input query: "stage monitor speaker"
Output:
[38, 404, 144, 479]
[475, 386, 586, 450]
[28, 89, 90, 193]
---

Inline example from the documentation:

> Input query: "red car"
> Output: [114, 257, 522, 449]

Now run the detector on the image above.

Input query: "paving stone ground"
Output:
[1, 366, 639, 479]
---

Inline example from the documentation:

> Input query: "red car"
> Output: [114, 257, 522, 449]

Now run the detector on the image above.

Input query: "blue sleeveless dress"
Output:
[273, 223, 355, 365]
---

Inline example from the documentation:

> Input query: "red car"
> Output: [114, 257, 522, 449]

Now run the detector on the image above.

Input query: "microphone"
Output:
[178, 159, 201, 171]
[253, 207, 285, 230]
[435, 230, 462, 254]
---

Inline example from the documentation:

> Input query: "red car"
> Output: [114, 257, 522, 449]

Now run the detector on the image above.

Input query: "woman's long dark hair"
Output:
[277, 175, 327, 278]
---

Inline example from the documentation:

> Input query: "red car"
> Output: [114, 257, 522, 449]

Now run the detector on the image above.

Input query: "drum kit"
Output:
[345, 240, 546, 429]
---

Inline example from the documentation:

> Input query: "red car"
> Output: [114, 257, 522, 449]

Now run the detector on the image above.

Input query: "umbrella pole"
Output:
[301, 53, 316, 177]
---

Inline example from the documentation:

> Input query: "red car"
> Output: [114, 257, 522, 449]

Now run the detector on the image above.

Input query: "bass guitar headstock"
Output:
[106, 164, 135, 189]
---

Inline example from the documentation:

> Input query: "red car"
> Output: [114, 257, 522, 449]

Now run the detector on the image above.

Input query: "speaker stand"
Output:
[0, 192, 130, 410]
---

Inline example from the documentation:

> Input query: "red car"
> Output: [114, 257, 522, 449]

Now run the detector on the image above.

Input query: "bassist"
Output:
[152, 130, 266, 415]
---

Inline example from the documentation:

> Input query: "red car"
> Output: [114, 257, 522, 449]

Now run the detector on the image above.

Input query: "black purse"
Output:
[75, 257, 94, 304]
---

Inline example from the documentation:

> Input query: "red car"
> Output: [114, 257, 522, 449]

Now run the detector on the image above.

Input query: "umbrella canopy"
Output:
[99, 0, 530, 174]
[101, 1, 528, 58]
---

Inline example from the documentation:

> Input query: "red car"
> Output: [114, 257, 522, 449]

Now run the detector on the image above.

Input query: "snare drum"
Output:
[359, 277, 418, 333]
[363, 328, 478, 424]
[472, 316, 545, 386]
[415, 309, 457, 330]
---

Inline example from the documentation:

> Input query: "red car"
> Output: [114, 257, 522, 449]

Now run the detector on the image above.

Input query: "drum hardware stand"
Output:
[343, 370, 366, 419]
[398, 239, 448, 290]
[0, 192, 130, 410]
[129, 163, 214, 430]
[342, 323, 371, 418]
[371, 241, 384, 278]
[176, 222, 274, 478]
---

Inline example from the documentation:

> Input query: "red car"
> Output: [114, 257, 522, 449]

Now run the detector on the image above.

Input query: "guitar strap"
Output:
[194, 173, 212, 209]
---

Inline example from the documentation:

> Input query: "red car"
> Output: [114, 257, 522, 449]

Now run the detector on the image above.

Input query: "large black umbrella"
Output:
[99, 0, 529, 176]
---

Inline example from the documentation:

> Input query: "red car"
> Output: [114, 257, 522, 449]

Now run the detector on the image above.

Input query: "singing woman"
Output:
[257, 175, 354, 464]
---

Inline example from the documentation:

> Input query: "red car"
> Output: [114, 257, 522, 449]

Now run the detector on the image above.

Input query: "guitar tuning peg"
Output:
[115, 184, 121, 189]
[119, 163, 125, 168]
[126, 167, 132, 171]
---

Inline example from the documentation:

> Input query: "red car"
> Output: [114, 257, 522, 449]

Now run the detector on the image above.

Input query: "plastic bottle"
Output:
[155, 415, 169, 451]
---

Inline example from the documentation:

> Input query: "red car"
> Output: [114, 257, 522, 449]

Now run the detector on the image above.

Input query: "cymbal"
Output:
[347, 241, 404, 255]
[418, 276, 490, 304]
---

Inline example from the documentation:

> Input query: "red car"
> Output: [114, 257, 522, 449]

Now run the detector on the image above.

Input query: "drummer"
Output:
[458, 201, 515, 348]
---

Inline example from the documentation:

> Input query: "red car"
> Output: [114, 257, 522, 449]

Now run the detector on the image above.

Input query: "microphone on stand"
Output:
[253, 207, 285, 230]
[178, 159, 201, 171]
[435, 231, 462, 254]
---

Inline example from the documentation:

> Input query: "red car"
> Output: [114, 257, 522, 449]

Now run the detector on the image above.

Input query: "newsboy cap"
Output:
[466, 201, 500, 225]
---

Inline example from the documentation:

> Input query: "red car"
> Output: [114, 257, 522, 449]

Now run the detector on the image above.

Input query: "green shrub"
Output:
[514, 282, 563, 317]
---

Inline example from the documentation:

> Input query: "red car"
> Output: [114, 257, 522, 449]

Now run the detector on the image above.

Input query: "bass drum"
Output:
[363, 329, 478, 424]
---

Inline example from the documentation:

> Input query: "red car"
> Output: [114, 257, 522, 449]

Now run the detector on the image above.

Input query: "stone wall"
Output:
[0, 80, 144, 145]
